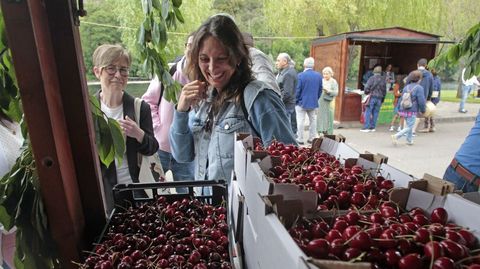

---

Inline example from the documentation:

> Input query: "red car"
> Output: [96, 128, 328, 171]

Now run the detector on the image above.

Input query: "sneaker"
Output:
[391, 135, 398, 145]
[429, 128, 435, 132]
[360, 128, 370, 132]
[397, 126, 402, 132]
[369, 128, 376, 132]
[459, 109, 468, 113]
[389, 126, 395, 132]
[418, 128, 430, 133]
[412, 133, 417, 137]
[406, 141, 414, 146]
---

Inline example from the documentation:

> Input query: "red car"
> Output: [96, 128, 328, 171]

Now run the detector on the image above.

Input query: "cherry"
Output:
[424, 241, 445, 260]
[306, 239, 330, 259]
[441, 239, 468, 260]
[349, 231, 372, 251]
[342, 247, 362, 261]
[398, 253, 423, 269]
[384, 249, 402, 266]
[432, 257, 455, 269]
[458, 229, 477, 249]
[412, 214, 430, 226]
[431, 208, 448, 225]
[329, 238, 346, 257]
[380, 206, 397, 218]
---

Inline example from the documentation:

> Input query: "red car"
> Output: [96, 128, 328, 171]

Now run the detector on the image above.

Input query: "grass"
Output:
[439, 90, 480, 103]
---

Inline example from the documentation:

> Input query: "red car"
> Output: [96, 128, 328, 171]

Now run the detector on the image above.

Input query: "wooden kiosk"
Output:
[310, 27, 441, 123]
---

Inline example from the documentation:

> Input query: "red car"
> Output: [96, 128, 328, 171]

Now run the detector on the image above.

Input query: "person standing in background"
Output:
[459, 67, 480, 113]
[295, 57, 322, 144]
[276, 53, 298, 136]
[317, 67, 338, 135]
[389, 75, 404, 132]
[408, 58, 434, 133]
[419, 69, 441, 133]
[391, 70, 426, 146]
[142, 34, 195, 191]
[385, 64, 395, 92]
[360, 65, 386, 132]
[0, 110, 23, 269]
[93, 44, 159, 213]
[242, 32, 280, 95]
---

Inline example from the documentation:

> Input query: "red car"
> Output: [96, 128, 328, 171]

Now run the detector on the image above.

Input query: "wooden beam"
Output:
[1, 0, 106, 266]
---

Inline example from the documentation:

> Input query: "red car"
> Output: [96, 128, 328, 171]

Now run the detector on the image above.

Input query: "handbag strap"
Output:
[134, 98, 142, 166]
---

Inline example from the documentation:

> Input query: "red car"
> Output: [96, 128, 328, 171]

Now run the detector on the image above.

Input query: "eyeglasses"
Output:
[103, 65, 129, 77]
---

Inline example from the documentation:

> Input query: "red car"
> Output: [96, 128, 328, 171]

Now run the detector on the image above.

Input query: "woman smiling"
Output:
[169, 15, 296, 183]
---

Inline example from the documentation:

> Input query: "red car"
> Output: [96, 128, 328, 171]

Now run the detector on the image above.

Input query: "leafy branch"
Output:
[429, 22, 480, 78]
[137, 0, 184, 103]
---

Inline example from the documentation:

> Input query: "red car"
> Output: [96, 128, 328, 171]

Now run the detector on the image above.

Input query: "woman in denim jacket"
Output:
[169, 15, 297, 183]
[391, 70, 426, 146]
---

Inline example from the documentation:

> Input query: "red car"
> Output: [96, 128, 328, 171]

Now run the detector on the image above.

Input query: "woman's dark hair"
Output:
[187, 15, 253, 105]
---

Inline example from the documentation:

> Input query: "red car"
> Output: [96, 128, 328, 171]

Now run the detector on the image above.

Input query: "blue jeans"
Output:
[394, 115, 416, 143]
[286, 108, 297, 134]
[460, 85, 472, 111]
[158, 149, 194, 193]
[364, 96, 383, 129]
[443, 165, 478, 193]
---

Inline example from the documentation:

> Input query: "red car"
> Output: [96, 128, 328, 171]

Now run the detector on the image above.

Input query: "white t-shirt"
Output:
[0, 121, 23, 178]
[100, 102, 131, 185]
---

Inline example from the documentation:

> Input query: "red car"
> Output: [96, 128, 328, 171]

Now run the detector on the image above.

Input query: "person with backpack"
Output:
[360, 65, 386, 132]
[142, 34, 195, 191]
[391, 70, 426, 146]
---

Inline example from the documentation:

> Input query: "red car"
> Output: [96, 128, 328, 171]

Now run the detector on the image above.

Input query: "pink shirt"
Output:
[141, 58, 190, 153]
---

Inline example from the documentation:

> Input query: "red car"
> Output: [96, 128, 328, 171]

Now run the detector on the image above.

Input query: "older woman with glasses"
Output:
[169, 15, 296, 184]
[93, 44, 158, 211]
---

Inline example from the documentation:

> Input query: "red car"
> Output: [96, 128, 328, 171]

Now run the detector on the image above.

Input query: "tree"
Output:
[79, 0, 122, 80]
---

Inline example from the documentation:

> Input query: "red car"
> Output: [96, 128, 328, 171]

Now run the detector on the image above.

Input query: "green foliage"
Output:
[0, 145, 61, 268]
[79, 1, 122, 80]
[430, 22, 480, 78]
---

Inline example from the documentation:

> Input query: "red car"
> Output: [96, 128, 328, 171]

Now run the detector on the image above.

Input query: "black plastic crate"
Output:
[111, 180, 227, 210]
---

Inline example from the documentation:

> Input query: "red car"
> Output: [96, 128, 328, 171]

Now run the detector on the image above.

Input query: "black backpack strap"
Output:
[240, 94, 260, 138]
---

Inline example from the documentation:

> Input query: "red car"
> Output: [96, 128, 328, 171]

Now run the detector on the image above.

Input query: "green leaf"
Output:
[0, 205, 13, 230]
[152, 0, 161, 9]
[107, 118, 125, 165]
[173, 7, 184, 23]
[137, 24, 146, 46]
[158, 21, 167, 49]
[161, 0, 170, 19]
[172, 0, 182, 8]
[89, 95, 102, 116]
[97, 117, 115, 167]
[152, 20, 160, 45]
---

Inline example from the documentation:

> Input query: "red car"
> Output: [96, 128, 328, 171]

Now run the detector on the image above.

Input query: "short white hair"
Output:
[304, 57, 314, 68]
[322, 66, 334, 75]
[278, 52, 295, 67]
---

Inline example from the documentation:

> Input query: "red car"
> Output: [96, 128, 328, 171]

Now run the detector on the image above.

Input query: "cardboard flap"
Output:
[335, 143, 360, 163]
[272, 184, 318, 214]
[324, 134, 346, 143]
[408, 179, 428, 191]
[379, 163, 414, 188]
[389, 188, 411, 210]
[319, 137, 340, 156]
[406, 188, 446, 212]
[422, 173, 455, 195]
[463, 192, 480, 205]
[443, 194, 480, 238]
[273, 199, 304, 229]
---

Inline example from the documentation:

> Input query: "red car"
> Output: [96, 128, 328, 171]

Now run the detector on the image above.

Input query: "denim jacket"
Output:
[169, 80, 297, 182]
[398, 83, 426, 114]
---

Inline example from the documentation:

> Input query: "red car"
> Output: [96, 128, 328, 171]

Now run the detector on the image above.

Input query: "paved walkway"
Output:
[335, 101, 480, 128]
[299, 102, 479, 179]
